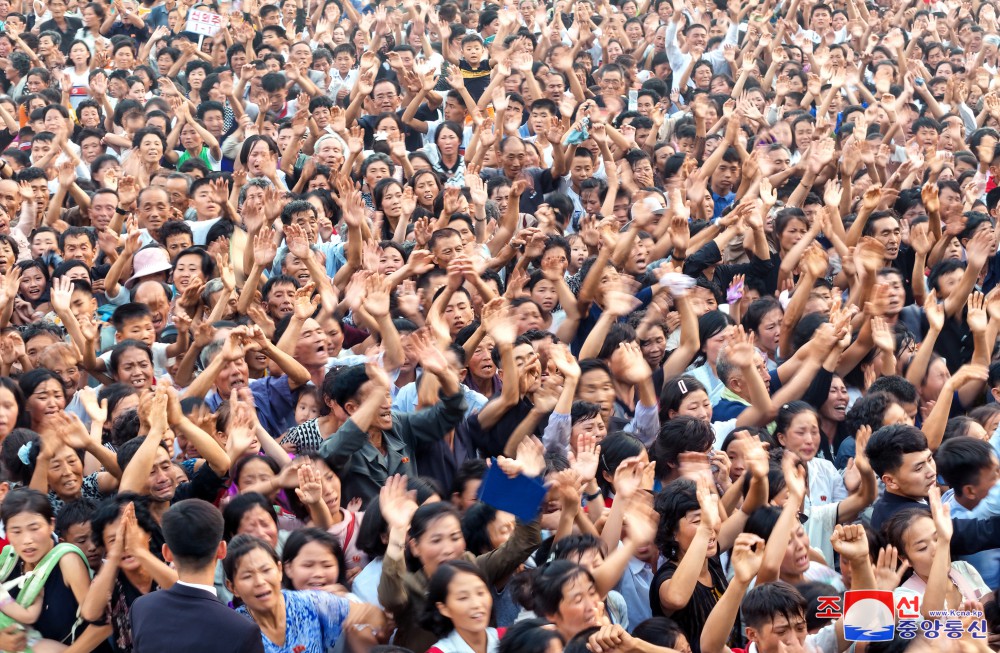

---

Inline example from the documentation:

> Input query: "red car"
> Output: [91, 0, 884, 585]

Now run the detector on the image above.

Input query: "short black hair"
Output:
[741, 580, 807, 631]
[865, 424, 929, 477]
[162, 499, 225, 569]
[935, 436, 996, 497]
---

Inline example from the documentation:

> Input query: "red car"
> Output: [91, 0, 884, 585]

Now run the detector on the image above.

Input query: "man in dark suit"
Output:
[131, 499, 264, 653]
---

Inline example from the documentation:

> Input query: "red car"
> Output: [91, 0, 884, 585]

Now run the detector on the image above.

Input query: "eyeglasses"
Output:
[374, 93, 397, 101]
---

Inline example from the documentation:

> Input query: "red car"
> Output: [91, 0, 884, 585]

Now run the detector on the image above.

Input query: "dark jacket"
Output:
[320, 390, 467, 506]
[379, 519, 541, 653]
[131, 583, 264, 653]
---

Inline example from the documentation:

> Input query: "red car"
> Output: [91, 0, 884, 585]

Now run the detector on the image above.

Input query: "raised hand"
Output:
[379, 474, 418, 531]
[731, 532, 766, 583]
[830, 523, 869, 562]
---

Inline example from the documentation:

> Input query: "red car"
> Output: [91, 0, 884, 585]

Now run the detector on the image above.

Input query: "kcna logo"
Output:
[816, 590, 914, 642]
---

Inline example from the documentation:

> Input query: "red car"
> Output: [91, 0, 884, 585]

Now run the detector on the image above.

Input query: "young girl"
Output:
[293, 387, 321, 426]
[774, 402, 846, 506]
[883, 495, 989, 613]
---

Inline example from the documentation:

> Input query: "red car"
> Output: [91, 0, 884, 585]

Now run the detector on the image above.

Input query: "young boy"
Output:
[936, 436, 1000, 588]
[457, 34, 491, 103]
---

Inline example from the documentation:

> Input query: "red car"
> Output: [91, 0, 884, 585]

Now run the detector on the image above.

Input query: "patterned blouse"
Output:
[237, 590, 351, 653]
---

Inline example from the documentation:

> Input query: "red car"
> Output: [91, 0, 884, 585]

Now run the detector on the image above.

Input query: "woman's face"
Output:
[237, 458, 277, 496]
[248, 141, 275, 176]
[102, 517, 148, 572]
[284, 540, 340, 593]
[231, 548, 283, 613]
[675, 505, 718, 557]
[755, 308, 783, 356]
[820, 376, 848, 424]
[26, 378, 66, 427]
[436, 128, 461, 156]
[0, 386, 18, 440]
[180, 122, 203, 150]
[6, 511, 55, 565]
[779, 218, 809, 252]
[379, 183, 404, 219]
[922, 358, 951, 401]
[47, 445, 84, 500]
[237, 505, 279, 549]
[411, 514, 465, 577]
[672, 389, 712, 424]
[70, 42, 89, 66]
[188, 67, 206, 90]
[321, 317, 345, 357]
[414, 174, 440, 207]
[514, 301, 544, 334]
[172, 253, 203, 292]
[640, 325, 667, 368]
[703, 326, 733, 365]
[114, 346, 154, 391]
[780, 523, 811, 578]
[550, 573, 607, 640]
[437, 571, 494, 636]
[365, 162, 391, 189]
[377, 117, 402, 142]
[901, 516, 937, 578]
[778, 411, 821, 461]
[80, 106, 101, 128]
[139, 134, 163, 164]
[379, 247, 404, 275]
[18, 266, 46, 301]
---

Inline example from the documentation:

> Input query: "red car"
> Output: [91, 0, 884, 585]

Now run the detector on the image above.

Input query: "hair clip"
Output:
[678, 379, 689, 395]
[17, 442, 32, 466]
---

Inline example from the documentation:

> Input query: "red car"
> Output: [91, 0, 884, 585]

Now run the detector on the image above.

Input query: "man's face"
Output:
[28, 178, 48, 214]
[146, 447, 177, 503]
[372, 81, 399, 114]
[163, 178, 190, 211]
[290, 44, 311, 66]
[570, 154, 594, 187]
[62, 234, 94, 266]
[137, 188, 170, 231]
[711, 160, 740, 194]
[201, 109, 225, 139]
[747, 612, 808, 653]
[163, 234, 193, 263]
[432, 234, 464, 267]
[133, 282, 171, 335]
[444, 291, 474, 335]
[191, 185, 220, 219]
[545, 74, 565, 101]
[686, 26, 707, 50]
[0, 181, 20, 218]
[869, 216, 901, 260]
[266, 282, 296, 319]
[502, 140, 527, 177]
[290, 210, 318, 242]
[885, 449, 937, 499]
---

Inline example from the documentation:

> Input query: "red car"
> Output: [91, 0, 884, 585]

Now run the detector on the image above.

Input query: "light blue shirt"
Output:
[392, 380, 488, 419]
[943, 484, 1000, 588]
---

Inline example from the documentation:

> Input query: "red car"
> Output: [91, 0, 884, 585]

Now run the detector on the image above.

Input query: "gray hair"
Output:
[716, 345, 738, 388]
[199, 338, 226, 370]
[200, 277, 226, 305]
[237, 177, 274, 207]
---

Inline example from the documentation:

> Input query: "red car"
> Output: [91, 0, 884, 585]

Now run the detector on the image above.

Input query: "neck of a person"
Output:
[176, 562, 218, 588]
[252, 595, 286, 631]
[368, 429, 385, 454]
[123, 565, 154, 592]
[457, 627, 489, 653]
[309, 365, 325, 388]
[818, 415, 838, 442]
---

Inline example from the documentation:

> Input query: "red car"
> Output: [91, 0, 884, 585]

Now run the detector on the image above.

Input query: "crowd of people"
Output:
[0, 0, 996, 651]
